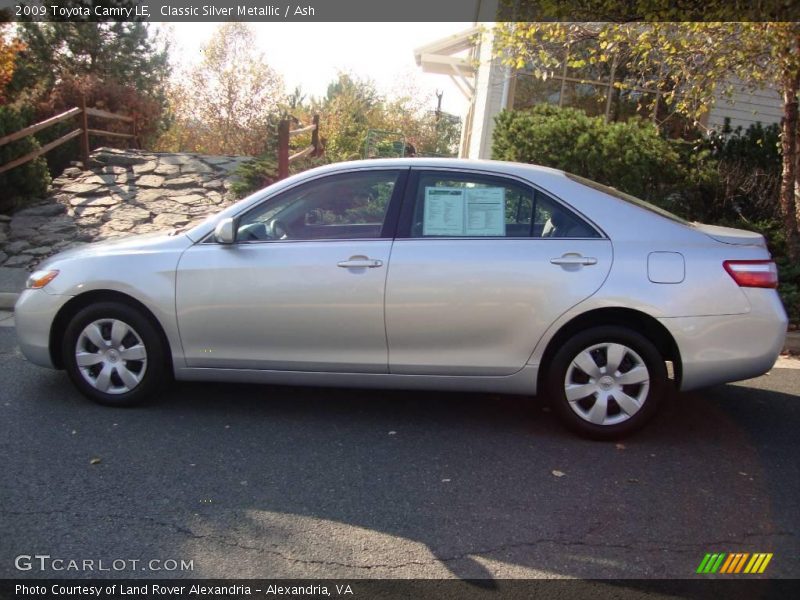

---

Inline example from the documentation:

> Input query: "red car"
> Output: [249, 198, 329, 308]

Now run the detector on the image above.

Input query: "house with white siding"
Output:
[415, 27, 785, 159]
[707, 81, 783, 131]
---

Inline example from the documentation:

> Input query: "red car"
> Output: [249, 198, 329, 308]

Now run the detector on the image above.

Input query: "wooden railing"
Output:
[0, 96, 138, 175]
[277, 114, 322, 180]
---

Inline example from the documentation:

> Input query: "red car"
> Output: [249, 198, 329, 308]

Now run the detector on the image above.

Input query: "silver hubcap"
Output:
[564, 342, 650, 426]
[75, 319, 147, 395]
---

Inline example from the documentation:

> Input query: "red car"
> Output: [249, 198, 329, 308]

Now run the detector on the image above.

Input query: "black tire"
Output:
[545, 326, 667, 440]
[62, 302, 169, 407]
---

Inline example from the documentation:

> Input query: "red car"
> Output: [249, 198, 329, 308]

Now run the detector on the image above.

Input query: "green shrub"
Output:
[492, 105, 683, 201]
[777, 263, 800, 327]
[665, 121, 781, 224]
[0, 105, 51, 214]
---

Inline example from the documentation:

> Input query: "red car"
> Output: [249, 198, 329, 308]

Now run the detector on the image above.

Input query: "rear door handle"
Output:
[550, 254, 598, 266]
[337, 257, 383, 269]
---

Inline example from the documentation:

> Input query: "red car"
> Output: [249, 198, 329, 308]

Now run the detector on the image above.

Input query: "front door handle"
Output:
[550, 254, 598, 266]
[337, 256, 383, 269]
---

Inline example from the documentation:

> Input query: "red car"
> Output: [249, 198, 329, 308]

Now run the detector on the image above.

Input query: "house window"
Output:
[512, 43, 662, 124]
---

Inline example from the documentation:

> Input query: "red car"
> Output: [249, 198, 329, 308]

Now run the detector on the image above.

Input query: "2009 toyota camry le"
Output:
[14, 158, 788, 438]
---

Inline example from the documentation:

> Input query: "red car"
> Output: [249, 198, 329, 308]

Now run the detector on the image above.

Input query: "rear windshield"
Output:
[565, 173, 690, 226]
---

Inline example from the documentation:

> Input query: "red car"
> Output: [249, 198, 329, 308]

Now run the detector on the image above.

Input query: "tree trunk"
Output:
[795, 116, 800, 257]
[781, 80, 799, 261]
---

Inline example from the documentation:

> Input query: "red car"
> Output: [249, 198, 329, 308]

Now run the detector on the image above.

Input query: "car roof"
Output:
[312, 157, 569, 178]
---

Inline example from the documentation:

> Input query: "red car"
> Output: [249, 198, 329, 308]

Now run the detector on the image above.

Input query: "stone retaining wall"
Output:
[0, 147, 250, 269]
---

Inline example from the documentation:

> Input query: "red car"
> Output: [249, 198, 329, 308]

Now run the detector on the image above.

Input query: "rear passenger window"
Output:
[535, 194, 600, 239]
[409, 172, 599, 239]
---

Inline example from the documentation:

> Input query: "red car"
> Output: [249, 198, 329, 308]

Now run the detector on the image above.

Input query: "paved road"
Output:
[0, 326, 797, 580]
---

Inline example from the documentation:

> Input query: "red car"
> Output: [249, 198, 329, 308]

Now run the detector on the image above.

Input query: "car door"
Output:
[385, 168, 613, 376]
[176, 168, 407, 373]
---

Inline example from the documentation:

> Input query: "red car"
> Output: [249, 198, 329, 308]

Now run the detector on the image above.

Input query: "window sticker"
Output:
[465, 186, 505, 236]
[422, 187, 465, 236]
[422, 186, 506, 236]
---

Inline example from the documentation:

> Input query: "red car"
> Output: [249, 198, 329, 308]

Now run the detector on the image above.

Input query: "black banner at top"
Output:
[2, 0, 800, 22]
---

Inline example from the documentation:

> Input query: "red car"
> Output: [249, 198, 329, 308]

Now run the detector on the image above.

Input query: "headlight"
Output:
[26, 270, 59, 289]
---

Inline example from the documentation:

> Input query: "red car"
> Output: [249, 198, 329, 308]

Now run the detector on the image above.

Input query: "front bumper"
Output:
[14, 288, 73, 369]
[660, 289, 788, 391]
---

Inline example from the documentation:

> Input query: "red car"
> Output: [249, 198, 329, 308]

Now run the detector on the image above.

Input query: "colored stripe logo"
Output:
[697, 553, 773, 574]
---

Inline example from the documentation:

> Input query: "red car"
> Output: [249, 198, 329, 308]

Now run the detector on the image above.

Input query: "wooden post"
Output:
[311, 114, 320, 157]
[79, 94, 90, 166]
[278, 119, 290, 179]
[132, 114, 139, 149]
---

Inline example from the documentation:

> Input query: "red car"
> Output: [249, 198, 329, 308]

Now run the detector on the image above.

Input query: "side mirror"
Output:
[214, 218, 236, 244]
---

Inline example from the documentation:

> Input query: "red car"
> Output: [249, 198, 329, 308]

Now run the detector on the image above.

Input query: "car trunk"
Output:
[693, 223, 768, 248]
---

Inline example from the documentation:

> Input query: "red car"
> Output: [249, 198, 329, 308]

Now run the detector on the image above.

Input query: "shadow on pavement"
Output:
[2, 352, 798, 580]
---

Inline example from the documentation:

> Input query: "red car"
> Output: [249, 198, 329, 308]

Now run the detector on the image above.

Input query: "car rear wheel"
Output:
[546, 326, 667, 439]
[62, 302, 168, 407]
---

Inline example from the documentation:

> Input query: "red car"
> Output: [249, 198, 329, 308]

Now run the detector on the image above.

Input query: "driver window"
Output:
[236, 170, 401, 241]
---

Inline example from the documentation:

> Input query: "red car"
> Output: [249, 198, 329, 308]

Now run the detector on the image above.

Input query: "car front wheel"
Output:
[546, 326, 667, 439]
[62, 302, 168, 407]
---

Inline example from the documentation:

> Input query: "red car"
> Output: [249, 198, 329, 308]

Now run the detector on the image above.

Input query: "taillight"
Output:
[723, 260, 778, 289]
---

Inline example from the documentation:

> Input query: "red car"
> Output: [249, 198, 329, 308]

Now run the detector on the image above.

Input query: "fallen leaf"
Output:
[388, 431, 397, 435]
[739, 471, 748, 476]
[89, 457, 101, 465]
[442, 478, 451, 483]
[627, 478, 639, 484]
[551, 470, 565, 478]
[615, 443, 626, 450]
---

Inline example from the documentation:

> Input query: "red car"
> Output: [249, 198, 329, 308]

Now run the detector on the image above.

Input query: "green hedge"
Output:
[492, 105, 682, 201]
[0, 105, 51, 213]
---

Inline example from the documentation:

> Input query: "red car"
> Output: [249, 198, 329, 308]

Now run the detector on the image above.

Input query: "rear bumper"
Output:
[660, 289, 787, 391]
[14, 289, 72, 369]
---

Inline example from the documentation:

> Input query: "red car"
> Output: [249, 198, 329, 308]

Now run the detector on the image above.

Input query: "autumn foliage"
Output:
[0, 26, 23, 105]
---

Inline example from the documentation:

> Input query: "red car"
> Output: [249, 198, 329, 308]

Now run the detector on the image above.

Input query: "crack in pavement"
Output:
[1, 509, 795, 572]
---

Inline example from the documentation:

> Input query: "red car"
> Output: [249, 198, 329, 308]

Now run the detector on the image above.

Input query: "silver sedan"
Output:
[15, 159, 788, 438]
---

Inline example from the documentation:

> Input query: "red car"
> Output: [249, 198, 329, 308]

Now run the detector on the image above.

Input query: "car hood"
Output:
[40, 230, 193, 267]
[693, 223, 767, 248]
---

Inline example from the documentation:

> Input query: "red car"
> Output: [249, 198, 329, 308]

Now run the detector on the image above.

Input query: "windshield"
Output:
[565, 173, 690, 226]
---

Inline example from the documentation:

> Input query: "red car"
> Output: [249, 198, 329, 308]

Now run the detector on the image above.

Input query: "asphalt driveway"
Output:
[0, 326, 797, 579]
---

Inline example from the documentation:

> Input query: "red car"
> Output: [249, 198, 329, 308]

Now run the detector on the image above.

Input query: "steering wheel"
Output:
[236, 220, 292, 241]
[266, 219, 290, 240]
[237, 222, 268, 241]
